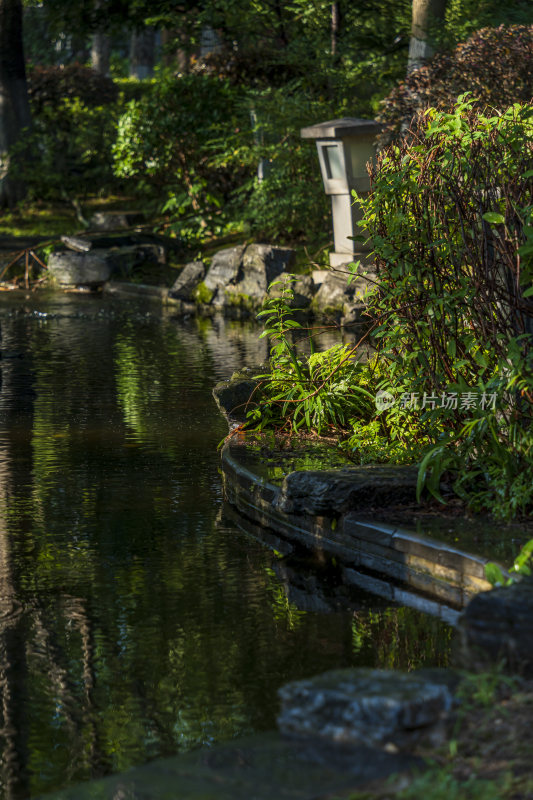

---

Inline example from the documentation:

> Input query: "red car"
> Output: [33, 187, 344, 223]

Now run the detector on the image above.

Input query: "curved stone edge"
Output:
[221, 442, 505, 624]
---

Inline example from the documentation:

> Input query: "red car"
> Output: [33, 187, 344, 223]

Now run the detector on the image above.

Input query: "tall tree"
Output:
[0, 0, 31, 207]
[407, 0, 448, 73]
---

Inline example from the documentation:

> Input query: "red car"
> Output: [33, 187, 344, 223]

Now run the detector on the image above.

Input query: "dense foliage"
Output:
[112, 74, 245, 237]
[27, 64, 118, 110]
[377, 24, 533, 145]
[251, 97, 533, 519]
[363, 96, 533, 518]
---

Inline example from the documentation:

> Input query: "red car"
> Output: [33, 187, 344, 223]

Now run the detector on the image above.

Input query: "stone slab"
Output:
[274, 465, 419, 516]
[103, 282, 171, 301]
[278, 668, 454, 750]
[35, 731, 422, 800]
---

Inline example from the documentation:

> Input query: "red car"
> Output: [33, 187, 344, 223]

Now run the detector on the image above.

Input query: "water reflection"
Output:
[0, 296, 451, 799]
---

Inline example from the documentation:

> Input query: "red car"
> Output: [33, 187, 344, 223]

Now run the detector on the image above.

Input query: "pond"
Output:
[0, 293, 451, 800]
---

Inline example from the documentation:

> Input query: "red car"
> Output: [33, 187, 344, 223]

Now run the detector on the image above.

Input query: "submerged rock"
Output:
[457, 576, 533, 676]
[278, 667, 454, 750]
[33, 731, 423, 800]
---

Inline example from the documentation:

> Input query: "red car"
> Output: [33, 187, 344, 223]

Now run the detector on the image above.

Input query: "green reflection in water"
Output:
[0, 298, 451, 800]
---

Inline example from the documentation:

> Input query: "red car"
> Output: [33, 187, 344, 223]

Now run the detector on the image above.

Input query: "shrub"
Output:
[377, 25, 533, 146]
[112, 73, 246, 240]
[358, 96, 533, 517]
[27, 64, 118, 112]
[14, 65, 122, 200]
[17, 98, 121, 200]
[246, 278, 374, 435]
[250, 98, 533, 518]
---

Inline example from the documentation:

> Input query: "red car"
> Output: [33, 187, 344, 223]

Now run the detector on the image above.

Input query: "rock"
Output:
[60, 235, 92, 252]
[170, 261, 205, 300]
[229, 244, 295, 301]
[456, 576, 533, 676]
[311, 269, 330, 287]
[277, 668, 454, 751]
[267, 273, 314, 308]
[48, 244, 164, 286]
[312, 270, 375, 316]
[204, 245, 246, 292]
[204, 244, 296, 309]
[312, 272, 353, 316]
[212, 376, 259, 424]
[341, 303, 367, 327]
[274, 465, 419, 516]
[35, 731, 424, 800]
[48, 251, 112, 286]
[90, 211, 146, 230]
[105, 244, 165, 276]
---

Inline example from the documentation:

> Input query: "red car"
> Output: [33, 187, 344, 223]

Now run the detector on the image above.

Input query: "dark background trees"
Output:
[0, 0, 531, 217]
[0, 0, 31, 207]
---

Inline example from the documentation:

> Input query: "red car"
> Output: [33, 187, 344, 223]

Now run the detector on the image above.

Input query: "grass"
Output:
[0, 201, 78, 239]
[345, 672, 533, 800]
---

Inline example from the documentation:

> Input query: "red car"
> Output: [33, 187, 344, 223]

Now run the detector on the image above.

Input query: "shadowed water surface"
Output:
[0, 294, 451, 799]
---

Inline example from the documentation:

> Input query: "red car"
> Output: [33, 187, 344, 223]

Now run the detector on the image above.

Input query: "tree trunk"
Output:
[129, 27, 155, 79]
[407, 0, 448, 74]
[91, 31, 110, 75]
[331, 2, 340, 58]
[0, 0, 32, 208]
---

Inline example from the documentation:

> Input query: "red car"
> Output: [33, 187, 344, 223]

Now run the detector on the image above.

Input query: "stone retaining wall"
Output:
[221, 440, 498, 625]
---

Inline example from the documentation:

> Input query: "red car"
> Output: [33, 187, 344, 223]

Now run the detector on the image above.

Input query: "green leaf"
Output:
[482, 212, 505, 225]
[485, 562, 506, 586]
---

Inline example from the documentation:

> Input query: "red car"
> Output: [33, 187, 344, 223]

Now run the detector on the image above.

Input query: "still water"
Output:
[0, 294, 451, 799]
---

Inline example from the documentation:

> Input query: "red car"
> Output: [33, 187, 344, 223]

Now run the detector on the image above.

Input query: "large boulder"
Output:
[456, 576, 533, 676]
[278, 668, 455, 751]
[48, 251, 112, 286]
[228, 244, 295, 301]
[204, 244, 296, 310]
[170, 261, 205, 301]
[312, 271, 374, 314]
[48, 244, 163, 286]
[204, 245, 246, 292]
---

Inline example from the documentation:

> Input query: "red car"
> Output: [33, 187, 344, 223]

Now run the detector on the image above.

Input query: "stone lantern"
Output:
[300, 118, 383, 267]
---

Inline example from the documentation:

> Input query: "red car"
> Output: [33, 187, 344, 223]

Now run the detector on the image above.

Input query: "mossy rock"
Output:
[193, 281, 214, 305]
